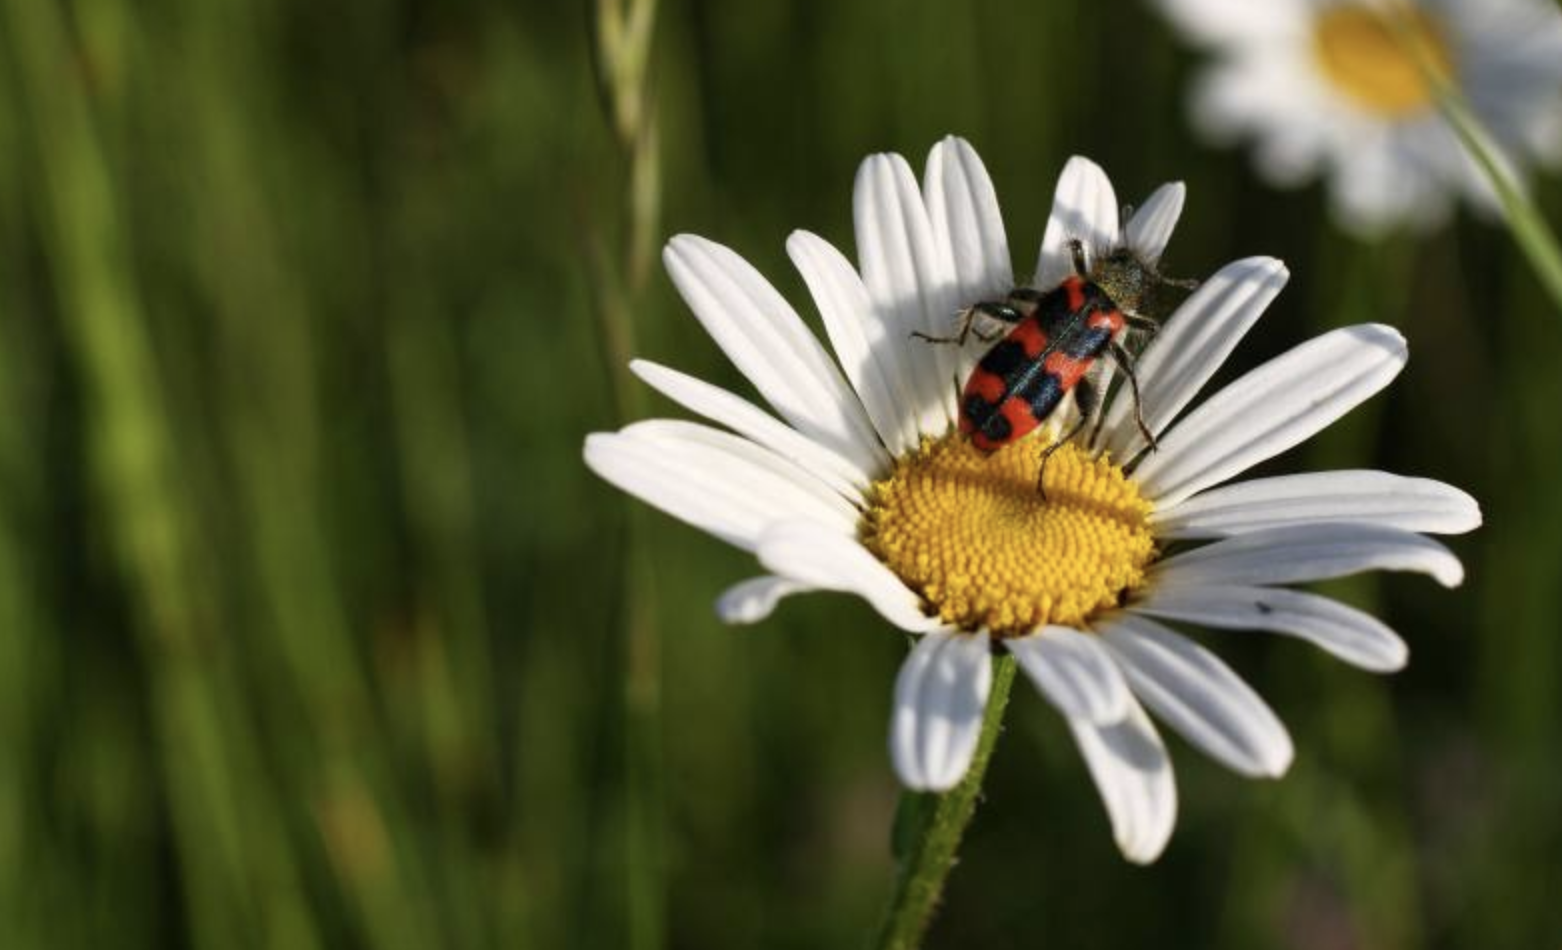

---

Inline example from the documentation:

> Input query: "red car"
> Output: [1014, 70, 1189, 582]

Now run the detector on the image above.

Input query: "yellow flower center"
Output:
[860, 433, 1156, 638]
[1312, 4, 1454, 117]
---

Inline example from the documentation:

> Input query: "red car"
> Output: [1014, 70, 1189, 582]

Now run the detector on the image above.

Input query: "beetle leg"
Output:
[912, 302, 1018, 345]
[1109, 339, 1158, 451]
[1084, 361, 1116, 449]
[1122, 311, 1159, 335]
[1037, 376, 1098, 499]
[1120, 312, 1159, 354]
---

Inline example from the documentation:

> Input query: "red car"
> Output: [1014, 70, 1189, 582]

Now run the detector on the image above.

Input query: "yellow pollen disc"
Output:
[860, 434, 1156, 638]
[1312, 4, 1454, 117]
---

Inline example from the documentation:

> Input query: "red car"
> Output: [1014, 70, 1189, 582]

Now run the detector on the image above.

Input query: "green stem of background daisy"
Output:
[873, 656, 1017, 950]
[1437, 95, 1562, 311]
[590, 0, 665, 948]
[1383, 6, 1562, 315]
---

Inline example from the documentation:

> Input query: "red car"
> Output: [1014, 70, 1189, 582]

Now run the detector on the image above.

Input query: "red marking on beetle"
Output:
[1009, 320, 1048, 359]
[1043, 351, 1089, 388]
[971, 371, 1006, 404]
[1088, 309, 1122, 332]
[1000, 397, 1039, 439]
[1064, 278, 1086, 312]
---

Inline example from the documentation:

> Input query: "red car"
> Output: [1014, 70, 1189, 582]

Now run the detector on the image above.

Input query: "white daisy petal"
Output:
[924, 137, 1012, 303]
[756, 521, 937, 633]
[584, 423, 855, 552]
[1151, 0, 1307, 47]
[1332, 125, 1436, 236]
[1154, 522, 1465, 589]
[1069, 696, 1177, 864]
[924, 136, 1016, 385]
[1123, 181, 1186, 266]
[890, 631, 993, 792]
[788, 230, 919, 456]
[1008, 625, 1131, 724]
[631, 359, 869, 500]
[1152, 470, 1482, 539]
[625, 419, 858, 522]
[715, 576, 811, 625]
[1099, 257, 1289, 461]
[1035, 156, 1121, 289]
[854, 153, 963, 433]
[1102, 615, 1294, 779]
[586, 431, 756, 548]
[1134, 323, 1407, 507]
[1130, 585, 1408, 672]
[663, 234, 887, 473]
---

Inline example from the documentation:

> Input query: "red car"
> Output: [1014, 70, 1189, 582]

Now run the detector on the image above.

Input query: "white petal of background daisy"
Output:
[1152, 0, 1562, 234]
[583, 136, 1480, 865]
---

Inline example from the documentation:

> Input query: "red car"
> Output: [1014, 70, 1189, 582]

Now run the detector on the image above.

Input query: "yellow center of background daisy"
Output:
[1312, 4, 1453, 117]
[861, 435, 1156, 638]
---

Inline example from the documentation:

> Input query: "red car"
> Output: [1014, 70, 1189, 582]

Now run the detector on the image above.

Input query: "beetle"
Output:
[918, 239, 1194, 494]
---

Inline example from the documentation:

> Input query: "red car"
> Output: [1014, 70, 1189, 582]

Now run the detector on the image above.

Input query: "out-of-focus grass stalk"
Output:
[1467, 245, 1562, 945]
[0, 544, 41, 944]
[0, 4, 322, 946]
[0, 66, 43, 947]
[167, 2, 442, 946]
[594, 0, 662, 293]
[1307, 237, 1424, 950]
[384, 282, 499, 947]
[1383, 5, 1562, 941]
[0, 352, 44, 944]
[1383, 5, 1562, 314]
[590, 0, 665, 948]
[1218, 237, 1423, 949]
[873, 657, 1016, 950]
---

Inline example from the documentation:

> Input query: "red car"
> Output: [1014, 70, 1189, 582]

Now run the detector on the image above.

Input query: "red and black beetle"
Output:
[919, 239, 1195, 494]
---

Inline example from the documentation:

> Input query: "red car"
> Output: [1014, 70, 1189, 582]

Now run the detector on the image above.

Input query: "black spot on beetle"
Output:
[980, 339, 1028, 378]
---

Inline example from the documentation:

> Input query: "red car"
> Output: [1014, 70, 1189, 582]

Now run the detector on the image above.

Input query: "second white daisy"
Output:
[1153, 0, 1562, 234]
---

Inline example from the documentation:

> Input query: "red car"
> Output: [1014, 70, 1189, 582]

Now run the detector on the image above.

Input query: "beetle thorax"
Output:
[1087, 247, 1194, 321]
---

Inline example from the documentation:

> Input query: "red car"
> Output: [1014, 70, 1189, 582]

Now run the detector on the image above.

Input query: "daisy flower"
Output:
[1153, 0, 1562, 234]
[583, 137, 1479, 863]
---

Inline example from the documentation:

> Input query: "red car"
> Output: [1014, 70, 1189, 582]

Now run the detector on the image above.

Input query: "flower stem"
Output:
[1436, 90, 1562, 312]
[873, 655, 1017, 950]
[1383, 6, 1562, 315]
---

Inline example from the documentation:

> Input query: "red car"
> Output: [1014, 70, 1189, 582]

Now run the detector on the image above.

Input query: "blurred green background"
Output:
[1, 0, 1559, 947]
